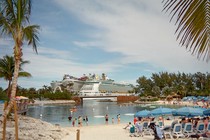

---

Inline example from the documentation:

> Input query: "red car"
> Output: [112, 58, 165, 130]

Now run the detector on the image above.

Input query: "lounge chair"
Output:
[183, 123, 195, 138]
[142, 121, 153, 136]
[163, 130, 174, 139]
[162, 120, 177, 139]
[194, 123, 205, 134]
[171, 120, 179, 130]
[206, 122, 210, 131]
[172, 123, 185, 139]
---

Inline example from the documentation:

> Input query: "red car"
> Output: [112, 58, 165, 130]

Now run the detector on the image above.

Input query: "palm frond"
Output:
[23, 25, 40, 53]
[163, 0, 210, 61]
[18, 71, 31, 78]
[0, 55, 31, 80]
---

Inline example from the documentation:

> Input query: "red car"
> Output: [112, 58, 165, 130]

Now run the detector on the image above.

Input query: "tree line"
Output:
[135, 72, 210, 97]
[0, 85, 73, 101]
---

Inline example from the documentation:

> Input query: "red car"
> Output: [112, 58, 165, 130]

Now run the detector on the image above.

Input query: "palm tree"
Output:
[0, 55, 32, 98]
[0, 0, 40, 124]
[163, 0, 210, 61]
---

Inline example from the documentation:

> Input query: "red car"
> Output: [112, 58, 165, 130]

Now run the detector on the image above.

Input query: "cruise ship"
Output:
[78, 73, 134, 96]
[51, 73, 134, 95]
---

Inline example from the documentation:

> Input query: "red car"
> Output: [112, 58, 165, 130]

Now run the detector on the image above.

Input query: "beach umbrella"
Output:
[172, 107, 205, 117]
[134, 109, 150, 118]
[150, 106, 173, 116]
[186, 96, 197, 101]
[203, 109, 210, 116]
[203, 96, 210, 101]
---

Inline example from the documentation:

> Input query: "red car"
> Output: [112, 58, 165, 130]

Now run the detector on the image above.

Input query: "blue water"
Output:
[26, 99, 180, 127]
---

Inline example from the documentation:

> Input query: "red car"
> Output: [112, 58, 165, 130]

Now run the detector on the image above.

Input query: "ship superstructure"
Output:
[51, 73, 134, 95]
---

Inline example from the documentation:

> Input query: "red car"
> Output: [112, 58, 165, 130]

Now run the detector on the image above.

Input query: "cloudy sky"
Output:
[0, 0, 209, 89]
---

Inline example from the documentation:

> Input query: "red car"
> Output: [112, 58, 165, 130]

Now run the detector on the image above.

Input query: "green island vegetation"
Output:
[0, 86, 73, 102]
[0, 71, 209, 102]
[135, 72, 210, 101]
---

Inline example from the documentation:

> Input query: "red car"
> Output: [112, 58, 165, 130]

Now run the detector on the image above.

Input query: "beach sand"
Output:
[62, 119, 189, 140]
[1, 115, 183, 140]
[62, 123, 154, 140]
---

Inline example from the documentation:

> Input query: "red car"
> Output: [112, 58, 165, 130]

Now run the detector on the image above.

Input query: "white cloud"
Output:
[55, 0, 210, 73]
[73, 41, 101, 48]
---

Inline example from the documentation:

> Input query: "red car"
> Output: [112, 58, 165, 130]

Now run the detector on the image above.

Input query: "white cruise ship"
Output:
[78, 74, 134, 96]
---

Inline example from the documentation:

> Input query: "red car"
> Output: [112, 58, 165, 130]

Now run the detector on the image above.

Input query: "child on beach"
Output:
[112, 118, 114, 124]
[123, 122, 132, 130]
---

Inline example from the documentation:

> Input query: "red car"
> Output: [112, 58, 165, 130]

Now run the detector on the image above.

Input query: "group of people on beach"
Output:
[123, 115, 210, 139]
[105, 114, 121, 124]
[69, 115, 89, 127]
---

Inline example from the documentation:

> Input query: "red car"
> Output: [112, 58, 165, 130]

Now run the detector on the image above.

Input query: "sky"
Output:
[0, 0, 210, 89]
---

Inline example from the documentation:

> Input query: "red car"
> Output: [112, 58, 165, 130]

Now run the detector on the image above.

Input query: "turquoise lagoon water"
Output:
[26, 99, 180, 127]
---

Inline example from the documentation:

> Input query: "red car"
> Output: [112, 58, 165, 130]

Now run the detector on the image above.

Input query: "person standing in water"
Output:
[112, 118, 114, 124]
[117, 114, 121, 124]
[105, 114, 109, 124]
[72, 118, 76, 127]
[85, 116, 89, 126]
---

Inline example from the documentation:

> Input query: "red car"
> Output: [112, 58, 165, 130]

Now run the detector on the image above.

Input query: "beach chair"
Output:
[194, 123, 205, 134]
[183, 123, 195, 138]
[199, 123, 210, 140]
[163, 130, 174, 139]
[206, 122, 210, 131]
[142, 121, 153, 136]
[172, 124, 185, 139]
[171, 120, 178, 130]
[162, 121, 176, 139]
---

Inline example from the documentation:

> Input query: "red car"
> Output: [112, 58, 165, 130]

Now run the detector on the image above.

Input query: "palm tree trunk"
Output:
[0, 50, 22, 126]
[7, 80, 12, 99]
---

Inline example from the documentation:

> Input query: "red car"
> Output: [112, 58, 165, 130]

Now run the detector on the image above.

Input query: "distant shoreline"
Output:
[29, 99, 209, 109]
[29, 99, 76, 105]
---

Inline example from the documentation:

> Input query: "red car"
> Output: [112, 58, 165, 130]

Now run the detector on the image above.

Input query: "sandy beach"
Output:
[0, 115, 189, 140]
[62, 123, 155, 140]
[62, 120, 190, 140]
